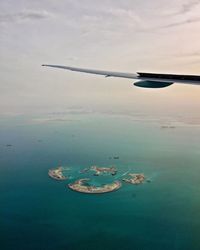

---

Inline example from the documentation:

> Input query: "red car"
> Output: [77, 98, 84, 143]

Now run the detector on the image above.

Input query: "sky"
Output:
[1, 0, 200, 118]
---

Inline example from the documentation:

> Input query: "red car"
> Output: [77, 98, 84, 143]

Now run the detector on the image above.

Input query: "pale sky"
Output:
[1, 0, 200, 117]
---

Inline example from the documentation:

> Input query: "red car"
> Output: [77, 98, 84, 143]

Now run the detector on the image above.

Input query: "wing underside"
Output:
[42, 64, 200, 88]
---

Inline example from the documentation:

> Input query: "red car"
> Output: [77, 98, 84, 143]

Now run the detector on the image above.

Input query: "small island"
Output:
[123, 173, 145, 185]
[161, 125, 176, 129]
[90, 166, 117, 176]
[48, 167, 67, 180]
[68, 178, 121, 194]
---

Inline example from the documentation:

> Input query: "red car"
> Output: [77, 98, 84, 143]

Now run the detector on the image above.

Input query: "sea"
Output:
[1, 111, 200, 250]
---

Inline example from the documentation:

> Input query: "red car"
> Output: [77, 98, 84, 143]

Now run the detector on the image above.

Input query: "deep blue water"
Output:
[1, 113, 200, 250]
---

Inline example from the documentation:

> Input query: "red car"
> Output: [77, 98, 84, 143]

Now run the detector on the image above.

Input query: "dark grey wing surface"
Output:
[137, 72, 200, 86]
[42, 64, 200, 88]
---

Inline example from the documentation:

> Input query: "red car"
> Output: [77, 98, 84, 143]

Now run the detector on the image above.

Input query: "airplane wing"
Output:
[42, 64, 138, 79]
[42, 64, 200, 88]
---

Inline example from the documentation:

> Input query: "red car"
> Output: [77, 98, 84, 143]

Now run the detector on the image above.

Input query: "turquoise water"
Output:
[1, 113, 200, 250]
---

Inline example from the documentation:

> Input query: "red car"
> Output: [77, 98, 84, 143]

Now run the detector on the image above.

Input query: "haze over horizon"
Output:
[1, 0, 200, 116]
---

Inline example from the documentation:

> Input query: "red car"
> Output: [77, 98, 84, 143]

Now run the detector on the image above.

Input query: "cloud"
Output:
[163, 0, 200, 16]
[177, 0, 200, 15]
[79, 7, 145, 37]
[160, 16, 200, 29]
[0, 10, 53, 24]
[106, 8, 141, 22]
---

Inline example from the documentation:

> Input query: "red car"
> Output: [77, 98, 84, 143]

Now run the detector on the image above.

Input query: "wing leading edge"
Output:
[42, 64, 200, 88]
[42, 64, 138, 79]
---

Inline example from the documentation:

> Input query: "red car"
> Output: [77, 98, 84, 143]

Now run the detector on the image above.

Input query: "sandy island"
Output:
[48, 167, 67, 180]
[90, 166, 117, 176]
[123, 173, 145, 185]
[68, 178, 121, 194]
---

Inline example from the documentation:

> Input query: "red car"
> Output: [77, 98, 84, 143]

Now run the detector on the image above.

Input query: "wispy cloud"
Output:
[163, 0, 200, 16]
[160, 16, 200, 29]
[81, 7, 143, 28]
[0, 10, 53, 24]
[176, 0, 200, 15]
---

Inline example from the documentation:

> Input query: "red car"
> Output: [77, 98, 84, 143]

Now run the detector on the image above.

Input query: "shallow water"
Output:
[1, 113, 200, 250]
